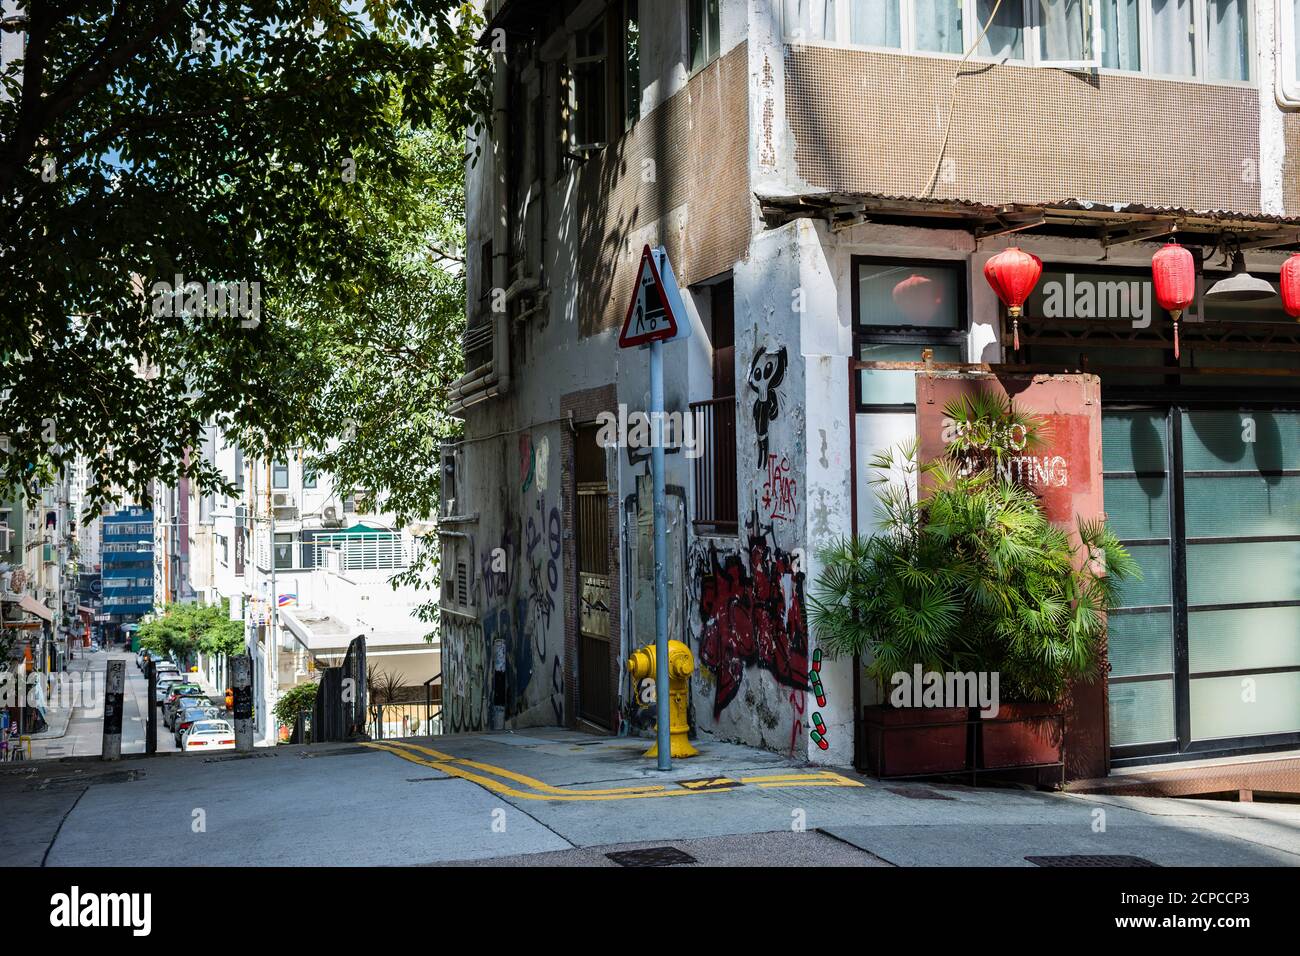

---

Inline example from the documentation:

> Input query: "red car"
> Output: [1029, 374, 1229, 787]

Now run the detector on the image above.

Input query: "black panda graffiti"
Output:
[747, 345, 787, 469]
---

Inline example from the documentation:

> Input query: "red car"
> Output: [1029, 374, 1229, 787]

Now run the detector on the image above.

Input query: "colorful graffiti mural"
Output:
[692, 509, 810, 719]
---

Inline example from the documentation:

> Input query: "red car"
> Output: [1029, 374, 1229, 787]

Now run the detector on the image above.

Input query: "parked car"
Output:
[173, 705, 220, 746]
[181, 720, 236, 753]
[154, 676, 189, 705]
[162, 687, 206, 728]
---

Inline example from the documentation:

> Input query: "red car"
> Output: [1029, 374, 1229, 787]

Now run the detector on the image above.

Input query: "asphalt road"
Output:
[3, 728, 1300, 867]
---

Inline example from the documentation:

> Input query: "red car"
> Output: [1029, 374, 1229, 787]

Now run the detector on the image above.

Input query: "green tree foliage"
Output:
[273, 680, 318, 728]
[810, 398, 1140, 705]
[137, 601, 244, 666]
[0, 0, 487, 516]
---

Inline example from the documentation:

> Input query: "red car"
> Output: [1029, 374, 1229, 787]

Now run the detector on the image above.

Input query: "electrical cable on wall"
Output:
[921, 0, 1006, 198]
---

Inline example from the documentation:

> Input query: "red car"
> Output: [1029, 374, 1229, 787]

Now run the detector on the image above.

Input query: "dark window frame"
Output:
[851, 254, 970, 412]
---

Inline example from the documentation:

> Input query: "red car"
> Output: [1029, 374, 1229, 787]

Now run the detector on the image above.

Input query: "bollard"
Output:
[231, 654, 254, 753]
[101, 659, 125, 761]
[145, 660, 157, 754]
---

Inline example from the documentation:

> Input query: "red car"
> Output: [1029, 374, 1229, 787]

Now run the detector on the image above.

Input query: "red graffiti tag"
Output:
[761, 454, 797, 521]
[696, 527, 809, 719]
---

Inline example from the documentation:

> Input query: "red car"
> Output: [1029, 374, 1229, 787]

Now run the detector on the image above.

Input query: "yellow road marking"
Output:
[362, 742, 714, 802]
[738, 771, 863, 787]
[383, 740, 669, 795]
[361, 741, 864, 801]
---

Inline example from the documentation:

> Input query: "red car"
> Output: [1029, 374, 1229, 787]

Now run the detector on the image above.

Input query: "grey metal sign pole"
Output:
[649, 338, 671, 771]
[101, 659, 124, 761]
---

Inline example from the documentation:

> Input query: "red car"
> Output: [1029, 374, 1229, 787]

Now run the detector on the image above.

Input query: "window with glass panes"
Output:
[854, 257, 966, 410]
[784, 0, 1252, 80]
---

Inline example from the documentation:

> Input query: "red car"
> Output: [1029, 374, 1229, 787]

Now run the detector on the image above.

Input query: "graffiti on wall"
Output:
[761, 453, 797, 522]
[747, 345, 787, 469]
[691, 508, 810, 719]
[440, 435, 566, 733]
[443, 614, 489, 733]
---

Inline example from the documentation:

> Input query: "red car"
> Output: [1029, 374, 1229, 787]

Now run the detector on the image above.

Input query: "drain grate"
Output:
[28, 769, 143, 791]
[298, 746, 372, 758]
[1026, 855, 1158, 867]
[678, 777, 739, 792]
[204, 751, 274, 763]
[885, 787, 955, 801]
[606, 846, 698, 867]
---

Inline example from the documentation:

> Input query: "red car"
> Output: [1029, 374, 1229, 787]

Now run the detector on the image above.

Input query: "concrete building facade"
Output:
[444, 0, 1300, 777]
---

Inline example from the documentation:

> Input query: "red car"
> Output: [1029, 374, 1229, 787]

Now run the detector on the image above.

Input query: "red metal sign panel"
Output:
[619, 245, 681, 348]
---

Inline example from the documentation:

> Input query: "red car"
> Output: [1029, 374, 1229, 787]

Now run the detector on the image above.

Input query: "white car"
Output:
[181, 720, 236, 753]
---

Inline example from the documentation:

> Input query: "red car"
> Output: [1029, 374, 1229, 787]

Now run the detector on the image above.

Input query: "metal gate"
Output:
[577, 481, 612, 727]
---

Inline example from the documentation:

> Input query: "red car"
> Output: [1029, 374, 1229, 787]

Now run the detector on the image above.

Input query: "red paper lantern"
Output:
[1151, 242, 1196, 359]
[1281, 253, 1300, 320]
[892, 273, 943, 325]
[983, 247, 1043, 351]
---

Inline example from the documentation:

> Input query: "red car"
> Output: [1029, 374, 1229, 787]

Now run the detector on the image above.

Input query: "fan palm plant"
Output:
[810, 395, 1138, 705]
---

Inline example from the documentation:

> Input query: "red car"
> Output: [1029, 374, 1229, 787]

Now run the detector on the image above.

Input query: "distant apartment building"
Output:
[101, 506, 154, 645]
[188, 425, 440, 744]
[444, 0, 1300, 781]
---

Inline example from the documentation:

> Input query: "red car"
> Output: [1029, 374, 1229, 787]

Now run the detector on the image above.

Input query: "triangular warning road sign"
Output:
[619, 245, 685, 348]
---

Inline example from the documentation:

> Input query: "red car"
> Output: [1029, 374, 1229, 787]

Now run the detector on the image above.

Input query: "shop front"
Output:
[1018, 266, 1300, 766]
[836, 207, 1300, 780]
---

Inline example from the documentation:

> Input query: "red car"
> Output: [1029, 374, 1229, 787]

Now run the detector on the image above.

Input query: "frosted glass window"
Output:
[1108, 611, 1175, 677]
[1184, 477, 1300, 538]
[976, 0, 1025, 59]
[1205, 0, 1249, 82]
[1189, 606, 1300, 674]
[1109, 679, 1176, 746]
[915, 0, 964, 52]
[1186, 541, 1300, 607]
[1099, 0, 1141, 69]
[1110, 543, 1172, 608]
[858, 343, 962, 405]
[850, 0, 902, 46]
[1182, 411, 1300, 472]
[1102, 410, 1167, 474]
[1191, 672, 1300, 740]
[1149, 0, 1195, 76]
[1103, 477, 1170, 538]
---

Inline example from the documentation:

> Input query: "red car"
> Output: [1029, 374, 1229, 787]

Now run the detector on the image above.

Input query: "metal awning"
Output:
[758, 192, 1300, 251]
[14, 594, 53, 623]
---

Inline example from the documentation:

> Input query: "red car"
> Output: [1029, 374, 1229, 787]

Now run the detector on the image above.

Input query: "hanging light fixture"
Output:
[1280, 253, 1300, 320]
[983, 247, 1042, 351]
[1204, 250, 1278, 303]
[1151, 242, 1196, 360]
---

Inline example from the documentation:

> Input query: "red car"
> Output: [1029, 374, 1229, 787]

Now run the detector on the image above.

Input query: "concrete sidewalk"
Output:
[6, 727, 1300, 866]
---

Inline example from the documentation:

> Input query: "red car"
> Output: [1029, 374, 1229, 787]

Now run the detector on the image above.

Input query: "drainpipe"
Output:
[490, 43, 511, 401]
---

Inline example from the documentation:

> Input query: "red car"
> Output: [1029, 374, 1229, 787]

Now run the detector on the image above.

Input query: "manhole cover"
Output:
[606, 846, 698, 867]
[1026, 855, 1158, 867]
[885, 787, 954, 801]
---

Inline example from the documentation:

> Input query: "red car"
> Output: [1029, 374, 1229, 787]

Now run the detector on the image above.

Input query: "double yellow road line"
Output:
[361, 740, 863, 802]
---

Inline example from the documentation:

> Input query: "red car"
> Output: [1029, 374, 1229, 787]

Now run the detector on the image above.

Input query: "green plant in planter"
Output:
[810, 395, 1139, 706]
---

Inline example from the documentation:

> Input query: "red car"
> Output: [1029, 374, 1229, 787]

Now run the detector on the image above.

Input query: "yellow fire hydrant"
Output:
[627, 640, 699, 759]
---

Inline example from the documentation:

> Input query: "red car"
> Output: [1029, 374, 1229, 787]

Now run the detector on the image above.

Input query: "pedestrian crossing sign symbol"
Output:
[619, 244, 691, 348]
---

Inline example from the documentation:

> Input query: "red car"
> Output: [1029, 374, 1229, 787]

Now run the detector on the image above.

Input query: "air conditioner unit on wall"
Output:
[272, 493, 295, 509]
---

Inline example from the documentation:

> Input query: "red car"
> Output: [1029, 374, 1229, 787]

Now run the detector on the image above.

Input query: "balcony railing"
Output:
[689, 396, 738, 532]
[257, 533, 414, 573]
